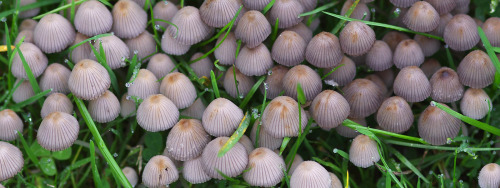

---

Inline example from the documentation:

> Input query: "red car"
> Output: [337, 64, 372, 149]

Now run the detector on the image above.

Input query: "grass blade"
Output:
[299, 1, 339, 17]
[322, 64, 344, 80]
[10, 89, 51, 110]
[218, 112, 251, 157]
[285, 118, 313, 171]
[14, 37, 43, 105]
[342, 119, 428, 144]
[271, 18, 279, 42]
[17, 131, 41, 168]
[210, 70, 220, 98]
[296, 83, 306, 105]
[0, 0, 60, 18]
[279, 137, 291, 156]
[261, 0, 275, 14]
[331, 0, 360, 34]
[389, 147, 430, 183]
[32, 0, 87, 19]
[478, 27, 500, 88]
[445, 46, 456, 69]
[89, 41, 120, 94]
[89, 140, 102, 187]
[313, 157, 342, 173]
[239, 76, 265, 109]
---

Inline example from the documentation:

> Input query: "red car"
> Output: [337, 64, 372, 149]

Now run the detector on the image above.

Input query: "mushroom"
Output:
[136, 94, 179, 132]
[111, 0, 148, 39]
[166, 119, 210, 161]
[74, 0, 112, 36]
[68, 59, 111, 100]
[393, 66, 431, 102]
[243, 147, 285, 187]
[443, 14, 479, 51]
[41, 93, 74, 118]
[460, 88, 491, 120]
[403, 1, 439, 32]
[268, 0, 304, 29]
[124, 31, 156, 61]
[235, 10, 271, 48]
[183, 156, 212, 184]
[152, 1, 178, 28]
[189, 52, 214, 78]
[341, 1, 370, 21]
[160, 72, 197, 109]
[202, 98, 244, 137]
[214, 32, 238, 66]
[236, 44, 274, 76]
[393, 39, 425, 69]
[199, 0, 242, 28]
[37, 112, 79, 151]
[457, 50, 495, 89]
[88, 90, 120, 123]
[430, 67, 464, 103]
[250, 119, 283, 150]
[339, 21, 376, 56]
[161, 31, 191, 55]
[323, 56, 357, 86]
[272, 31, 307, 67]
[120, 93, 136, 118]
[478, 163, 500, 188]
[0, 141, 24, 181]
[128, 69, 160, 100]
[69, 33, 92, 64]
[122, 167, 138, 187]
[282, 65, 322, 101]
[343, 79, 384, 118]
[365, 40, 393, 71]
[0, 109, 24, 141]
[261, 96, 308, 138]
[12, 79, 35, 104]
[167, 6, 212, 45]
[201, 137, 249, 179]
[290, 161, 331, 188]
[288, 23, 313, 43]
[376, 96, 414, 133]
[142, 155, 179, 187]
[260, 65, 289, 99]
[39, 63, 71, 95]
[349, 134, 380, 168]
[223, 66, 255, 99]
[90, 35, 130, 69]
[146, 53, 178, 79]
[305, 31, 344, 68]
[33, 14, 75, 53]
[310, 90, 350, 130]
[181, 98, 206, 120]
[418, 103, 462, 145]
[12, 42, 48, 79]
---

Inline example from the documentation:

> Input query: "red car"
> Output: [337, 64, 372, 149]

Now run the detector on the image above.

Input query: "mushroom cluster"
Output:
[1, 0, 499, 187]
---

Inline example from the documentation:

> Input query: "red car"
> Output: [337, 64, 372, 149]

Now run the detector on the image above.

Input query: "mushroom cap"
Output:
[166, 119, 210, 161]
[414, 34, 441, 57]
[482, 17, 500, 47]
[15, 30, 34, 44]
[238, 135, 255, 155]
[33, 14, 75, 53]
[310, 90, 350, 130]
[389, 0, 419, 8]
[460, 88, 491, 120]
[160, 72, 197, 109]
[288, 22, 313, 43]
[181, 98, 206, 120]
[19, 0, 40, 18]
[202, 98, 244, 137]
[0, 109, 24, 141]
[282, 65, 322, 101]
[236, 43, 274, 76]
[68, 59, 111, 100]
[272, 30, 307, 67]
[290, 161, 331, 188]
[268, 0, 304, 29]
[142, 155, 179, 187]
[430, 67, 464, 103]
[382, 31, 410, 52]
[330, 172, 343, 188]
[375, 68, 396, 88]
[443, 14, 479, 51]
[243, 147, 285, 187]
[199, 0, 242, 28]
[146, 53, 178, 79]
[88, 90, 120, 123]
[365, 74, 388, 96]
[250, 119, 283, 150]
[161, 30, 191, 55]
[111, 0, 148, 39]
[336, 117, 366, 138]
[402, 1, 439, 32]
[341, 1, 370, 21]
[339, 21, 376, 56]
[12, 42, 48, 79]
[243, 0, 271, 11]
[91, 35, 130, 69]
[19, 19, 38, 31]
[430, 13, 453, 37]
[235, 10, 271, 48]
[12, 79, 35, 104]
[168, 6, 212, 45]
[260, 65, 289, 99]
[39, 63, 71, 95]
[0, 141, 24, 181]
[457, 50, 496, 88]
[70, 33, 92, 64]
[424, 0, 456, 15]
[125, 31, 157, 61]
[189, 52, 214, 78]
[365, 40, 393, 71]
[376, 96, 414, 133]
[120, 93, 136, 118]
[223, 66, 255, 99]
[393, 39, 425, 69]
[214, 32, 238, 65]
[287, 154, 303, 175]
[37, 112, 80, 151]
[183, 156, 212, 184]
[323, 56, 357, 86]
[128, 69, 160, 100]
[478, 163, 500, 188]
[74, 0, 113, 36]
[393, 66, 431, 102]
[261, 96, 308, 138]
[418, 103, 462, 145]
[420, 58, 442, 78]
[41, 93, 74, 118]
[153, 1, 179, 28]
[136, 94, 179, 132]
[298, 0, 317, 12]
[343, 79, 384, 118]
[122, 167, 138, 187]
[349, 134, 380, 168]
[201, 137, 249, 179]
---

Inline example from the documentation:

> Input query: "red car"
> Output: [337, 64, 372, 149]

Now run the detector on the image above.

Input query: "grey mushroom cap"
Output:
[39, 63, 71, 95]
[290, 161, 331, 188]
[19, 0, 40, 18]
[261, 96, 308, 138]
[201, 137, 249, 179]
[341, 1, 370, 21]
[199, 0, 242, 28]
[146, 53, 178, 79]
[402, 1, 439, 32]
[183, 156, 212, 184]
[12, 42, 48, 79]
[90, 35, 130, 69]
[430, 67, 464, 103]
[389, 0, 419, 8]
[111, 0, 148, 39]
[165, 119, 210, 161]
[236, 43, 274, 76]
[19, 19, 38, 31]
[323, 56, 357, 86]
[33, 14, 75, 54]
[70, 33, 92, 64]
[125, 31, 157, 61]
[41, 93, 74, 118]
[0, 141, 24, 181]
[243, 0, 271, 11]
[393, 39, 425, 69]
[268, 0, 304, 29]
[243, 147, 285, 187]
[37, 112, 80, 151]
[393, 66, 431, 102]
[349, 134, 380, 168]
[235, 10, 271, 49]
[478, 163, 500, 188]
[202, 98, 244, 137]
[167, 6, 212, 45]
[418, 103, 462, 145]
[122, 167, 138, 187]
[460, 88, 491, 120]
[74, 0, 113, 36]
[161, 31, 191, 55]
[376, 96, 414, 134]
[339, 21, 376, 56]
[0, 109, 24, 141]
[160, 72, 197, 109]
[214, 32, 238, 65]
[13, 79, 35, 104]
[457, 50, 496, 89]
[128, 69, 160, 100]
[343, 79, 384, 118]
[190, 52, 215, 78]
[282, 65, 322, 101]
[136, 94, 179, 132]
[272, 31, 307, 67]
[68, 59, 111, 100]
[443, 14, 479, 51]
[310, 90, 350, 130]
[142, 155, 179, 187]
[153, 1, 179, 28]
[88, 90, 121, 123]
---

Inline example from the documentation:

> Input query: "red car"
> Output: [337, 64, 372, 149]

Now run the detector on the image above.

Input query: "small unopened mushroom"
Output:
[128, 69, 160, 100]
[168, 6, 212, 45]
[199, 0, 242, 28]
[190, 52, 214, 78]
[70, 33, 92, 64]
[420, 58, 442, 78]
[424, 0, 456, 15]
[147, 53, 178, 79]
[389, 0, 419, 8]
[160, 72, 197, 109]
[39, 63, 71, 95]
[376, 96, 413, 133]
[260, 65, 289, 99]
[243, 147, 285, 187]
[430, 67, 464, 103]
[305, 32, 343, 68]
[161, 31, 191, 55]
[287, 154, 303, 175]
[443, 14, 479, 51]
[201, 137, 249, 179]
[41, 93, 74, 118]
[365, 74, 388, 96]
[142, 155, 179, 187]
[482, 17, 500, 47]
[12, 42, 48, 79]
[13, 79, 35, 104]
[382, 31, 410, 52]
[343, 79, 384, 118]
[120, 93, 136, 118]
[125, 31, 156, 61]
[15, 30, 34, 44]
[272, 31, 307, 67]
[418, 103, 462, 145]
[414, 35, 440, 57]
[251, 119, 283, 150]
[323, 56, 357, 86]
[288, 23, 313, 43]
[393, 66, 431, 102]
[181, 98, 206, 120]
[310, 90, 350, 130]
[122, 167, 138, 187]
[236, 44, 273, 76]
[223, 66, 255, 99]
[0, 109, 23, 141]
[330, 172, 343, 188]
[239, 135, 255, 155]
[166, 119, 210, 161]
[88, 90, 120, 123]
[478, 163, 500, 188]
[111, 0, 148, 39]
[339, 21, 376, 56]
[152, 1, 178, 28]
[214, 32, 238, 65]
[282, 65, 322, 101]
[349, 134, 380, 168]
[68, 59, 111, 100]
[19, 19, 38, 31]
[0, 141, 24, 181]
[261, 96, 308, 138]
[457, 50, 495, 89]
[341, 1, 370, 21]
[366, 40, 393, 71]
[136, 94, 179, 132]
[290, 161, 331, 188]
[393, 39, 425, 69]
[460, 88, 491, 120]
[19, 0, 40, 18]
[74, 0, 113, 36]
[37, 112, 79, 151]
[403, 1, 439, 32]
[91, 35, 130, 69]
[183, 156, 212, 184]
[375, 68, 395, 88]
[268, 0, 304, 29]
[202, 98, 244, 137]
[34, 14, 75, 53]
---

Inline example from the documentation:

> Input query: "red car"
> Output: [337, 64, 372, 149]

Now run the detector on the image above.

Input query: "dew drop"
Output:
[155, 25, 161, 30]
[333, 148, 338, 153]
[446, 138, 452, 144]
[164, 1, 169, 5]
[125, 83, 132, 87]
[0, 17, 6, 22]
[64, 59, 69, 64]
[267, 70, 273, 75]
[324, 79, 338, 87]
[263, 82, 269, 90]
[133, 50, 139, 54]
[121, 57, 126, 61]
[239, 94, 244, 99]
[430, 101, 436, 107]
[113, 153, 118, 157]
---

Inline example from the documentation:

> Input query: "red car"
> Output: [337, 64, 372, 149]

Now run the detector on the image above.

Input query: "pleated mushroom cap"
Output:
[201, 137, 249, 179]
[236, 43, 273, 76]
[457, 50, 496, 88]
[12, 42, 48, 79]
[478, 163, 500, 188]
[128, 69, 160, 100]
[482, 17, 500, 47]
[19, 0, 40, 18]
[125, 31, 156, 61]
[235, 10, 271, 48]
[375, 68, 395, 88]
[111, 0, 148, 39]
[199, 0, 242, 28]
[290, 161, 331, 188]
[418, 103, 462, 145]
[393, 66, 431, 102]
[323, 56, 357, 86]
[287, 154, 303, 175]
[343, 79, 384, 118]
[288, 22, 313, 43]
[0, 109, 23, 141]
[202, 98, 244, 137]
[15, 30, 34, 44]
[68, 59, 111, 100]
[161, 31, 191, 55]
[91, 35, 130, 69]
[153, 1, 179, 28]
[420, 58, 442, 78]
[443, 14, 479, 51]
[0, 141, 24, 181]
[268, 0, 304, 29]
[330, 172, 343, 188]
[33, 14, 75, 53]
[120, 93, 136, 118]
[122, 167, 138, 187]
[12, 79, 35, 104]
[243, 0, 271, 11]
[389, 0, 419, 8]
[41, 93, 74, 118]
[339, 21, 376, 56]
[382, 31, 410, 52]
[37, 112, 79, 151]
[183, 156, 212, 184]
[403, 1, 439, 32]
[147, 53, 178, 79]
[238, 135, 255, 155]
[39, 63, 71, 95]
[424, 0, 456, 15]
[160, 72, 197, 109]
[88, 90, 120, 123]
[70, 33, 92, 63]
[250, 120, 282, 150]
[282, 65, 322, 101]
[365, 74, 388, 96]
[215, 32, 238, 65]
[243, 147, 285, 187]
[260, 65, 289, 99]
[430, 13, 453, 37]
[430, 67, 464, 103]
[166, 119, 210, 161]
[74, 0, 112, 36]
[261, 96, 308, 138]
[305, 32, 343, 68]
[190, 52, 214, 78]
[414, 35, 440, 57]
[142, 155, 179, 187]
[349, 134, 380, 168]
[223, 66, 255, 98]
[460, 88, 491, 120]
[168, 6, 212, 45]
[393, 39, 425, 69]
[366, 40, 393, 71]
[376, 96, 413, 134]
[181, 98, 206, 120]
[341, 1, 370, 21]
[298, 0, 316, 12]
[310, 90, 350, 130]
[20, 19, 38, 31]
[136, 94, 179, 132]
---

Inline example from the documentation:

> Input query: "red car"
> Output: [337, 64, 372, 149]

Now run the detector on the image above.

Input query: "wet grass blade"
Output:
[445, 46, 456, 69]
[296, 83, 306, 105]
[342, 119, 428, 144]
[331, 0, 359, 34]
[89, 41, 120, 94]
[389, 147, 430, 183]
[32, 0, 87, 19]
[313, 157, 342, 173]
[89, 140, 102, 187]
[271, 18, 279, 42]
[299, 1, 339, 17]
[68, 33, 113, 56]
[322, 64, 344, 80]
[0, 0, 60, 18]
[239, 76, 265, 109]
[210, 70, 220, 98]
[261, 0, 275, 14]
[279, 137, 291, 156]
[285, 118, 313, 171]
[17, 131, 41, 169]
[218, 112, 250, 157]
[10, 89, 51, 110]
[477, 27, 500, 88]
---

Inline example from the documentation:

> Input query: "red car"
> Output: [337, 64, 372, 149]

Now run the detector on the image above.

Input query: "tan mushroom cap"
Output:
[339, 21, 376, 56]
[418, 103, 462, 145]
[111, 0, 148, 39]
[183, 156, 212, 184]
[41, 93, 74, 118]
[74, 0, 113, 36]
[166, 119, 210, 161]
[223, 66, 255, 99]
[272, 31, 307, 67]
[330, 172, 343, 188]
[349, 134, 380, 168]
[235, 10, 271, 48]
[382, 31, 410, 52]
[243, 147, 285, 187]
[70, 33, 92, 63]
[376, 96, 413, 133]
[33, 14, 75, 53]
[160, 72, 197, 109]
[482, 17, 500, 47]
[282, 65, 322, 101]
[343, 79, 384, 118]
[39, 63, 71, 95]
[88, 90, 120, 123]
[202, 98, 244, 137]
[0, 141, 24, 181]
[136, 94, 179, 132]
[68, 59, 111, 100]
[37, 112, 80, 151]
[19, 19, 38, 31]
[443, 14, 479, 51]
[457, 50, 495, 89]
[393, 39, 425, 69]
[290, 161, 331, 188]
[15, 30, 34, 44]
[260, 65, 289, 99]
[12, 42, 48, 79]
[403, 1, 439, 32]
[310, 90, 350, 130]
[0, 109, 24, 141]
[261, 96, 308, 138]
[128, 69, 160, 100]
[120, 93, 136, 118]
[142, 155, 179, 187]
[430, 67, 464, 103]
[201, 137, 249, 179]
[460, 88, 491, 120]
